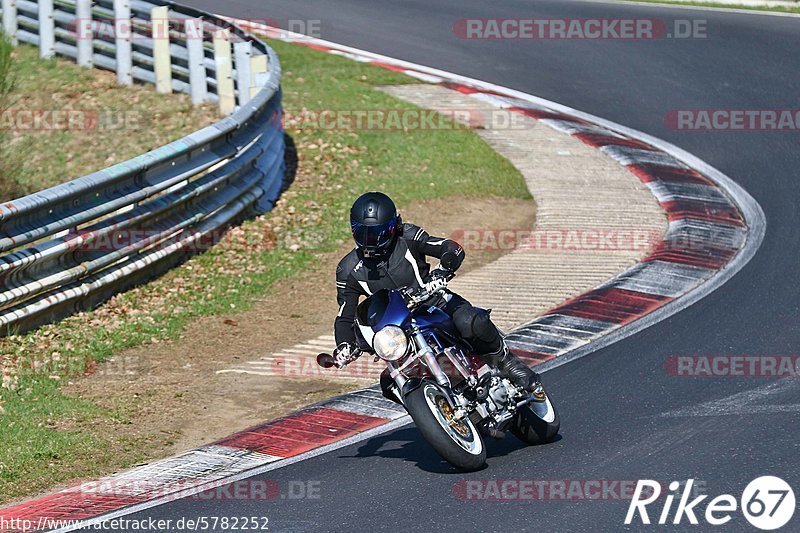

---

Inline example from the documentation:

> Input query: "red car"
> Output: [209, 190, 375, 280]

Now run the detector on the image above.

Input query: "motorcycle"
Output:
[317, 278, 559, 471]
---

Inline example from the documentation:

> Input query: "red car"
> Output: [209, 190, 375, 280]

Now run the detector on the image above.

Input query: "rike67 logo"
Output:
[626, 477, 795, 530]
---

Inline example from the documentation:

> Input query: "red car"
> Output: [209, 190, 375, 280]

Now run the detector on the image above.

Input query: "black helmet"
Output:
[350, 192, 400, 257]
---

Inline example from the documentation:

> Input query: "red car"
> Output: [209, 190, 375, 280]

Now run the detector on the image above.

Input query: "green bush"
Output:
[0, 32, 18, 198]
[0, 33, 12, 105]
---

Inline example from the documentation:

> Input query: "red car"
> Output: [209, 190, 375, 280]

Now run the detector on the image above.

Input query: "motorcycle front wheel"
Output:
[404, 380, 486, 472]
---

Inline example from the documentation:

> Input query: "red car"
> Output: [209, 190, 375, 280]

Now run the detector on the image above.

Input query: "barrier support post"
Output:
[113, 0, 132, 85]
[233, 40, 252, 106]
[2, 0, 17, 46]
[38, 0, 54, 58]
[151, 5, 172, 93]
[75, 0, 93, 67]
[185, 17, 207, 104]
[249, 53, 268, 99]
[213, 29, 235, 115]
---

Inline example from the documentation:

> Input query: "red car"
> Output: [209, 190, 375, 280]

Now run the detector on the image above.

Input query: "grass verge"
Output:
[0, 44, 218, 201]
[624, 0, 800, 14]
[0, 33, 15, 189]
[0, 39, 530, 502]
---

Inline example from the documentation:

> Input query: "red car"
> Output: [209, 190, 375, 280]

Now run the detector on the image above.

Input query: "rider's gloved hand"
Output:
[439, 250, 462, 271]
[333, 342, 359, 368]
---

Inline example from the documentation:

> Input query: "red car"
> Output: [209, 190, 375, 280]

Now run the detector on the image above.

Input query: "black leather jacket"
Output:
[334, 223, 464, 346]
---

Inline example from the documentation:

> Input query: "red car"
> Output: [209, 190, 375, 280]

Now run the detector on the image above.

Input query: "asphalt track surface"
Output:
[91, 1, 800, 531]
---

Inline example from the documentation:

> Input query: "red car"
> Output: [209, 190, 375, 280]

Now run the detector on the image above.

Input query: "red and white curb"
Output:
[0, 392, 407, 531]
[0, 19, 765, 532]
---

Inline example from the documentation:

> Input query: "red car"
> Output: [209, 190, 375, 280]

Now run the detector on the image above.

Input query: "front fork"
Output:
[387, 329, 454, 391]
[387, 323, 475, 407]
[411, 329, 451, 388]
[394, 328, 528, 430]
[405, 326, 478, 420]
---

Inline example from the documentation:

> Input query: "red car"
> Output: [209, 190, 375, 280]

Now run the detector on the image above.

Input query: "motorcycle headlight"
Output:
[373, 325, 408, 361]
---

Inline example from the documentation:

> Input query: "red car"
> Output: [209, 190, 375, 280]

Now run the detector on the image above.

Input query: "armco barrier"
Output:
[0, 1, 285, 334]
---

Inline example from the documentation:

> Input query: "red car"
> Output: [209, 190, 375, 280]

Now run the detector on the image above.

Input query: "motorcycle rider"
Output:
[332, 191, 540, 399]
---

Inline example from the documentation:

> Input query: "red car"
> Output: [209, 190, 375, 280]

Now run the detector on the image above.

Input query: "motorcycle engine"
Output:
[487, 377, 509, 412]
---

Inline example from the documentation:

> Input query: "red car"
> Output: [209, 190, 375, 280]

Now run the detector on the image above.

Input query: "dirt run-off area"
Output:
[62, 196, 536, 457]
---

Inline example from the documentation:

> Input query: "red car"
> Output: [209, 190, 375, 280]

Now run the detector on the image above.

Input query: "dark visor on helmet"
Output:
[351, 217, 397, 252]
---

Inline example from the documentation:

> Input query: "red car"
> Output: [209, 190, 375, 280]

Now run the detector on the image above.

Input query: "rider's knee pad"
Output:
[453, 306, 499, 344]
[451, 306, 478, 339]
[471, 308, 500, 344]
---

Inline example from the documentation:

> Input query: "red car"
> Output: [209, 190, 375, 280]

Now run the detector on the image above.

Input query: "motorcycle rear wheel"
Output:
[405, 380, 486, 471]
[510, 388, 560, 445]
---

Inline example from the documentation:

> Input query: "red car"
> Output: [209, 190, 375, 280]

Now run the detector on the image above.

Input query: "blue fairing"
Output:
[415, 305, 460, 338]
[357, 289, 459, 338]
[356, 289, 411, 330]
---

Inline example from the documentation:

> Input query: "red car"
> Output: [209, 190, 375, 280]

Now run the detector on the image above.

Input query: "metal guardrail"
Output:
[0, 1, 286, 334]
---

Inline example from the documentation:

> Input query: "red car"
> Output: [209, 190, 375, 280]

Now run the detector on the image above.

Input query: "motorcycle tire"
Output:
[510, 388, 560, 445]
[405, 380, 486, 472]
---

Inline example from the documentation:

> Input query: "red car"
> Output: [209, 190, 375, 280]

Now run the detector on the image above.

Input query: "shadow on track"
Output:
[335, 426, 560, 473]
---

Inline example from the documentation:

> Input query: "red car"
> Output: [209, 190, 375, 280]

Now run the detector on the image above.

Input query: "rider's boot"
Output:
[486, 341, 542, 394]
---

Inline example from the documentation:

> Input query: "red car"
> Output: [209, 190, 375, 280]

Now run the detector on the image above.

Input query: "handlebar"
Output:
[402, 273, 453, 308]
[316, 349, 363, 369]
[320, 271, 455, 370]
